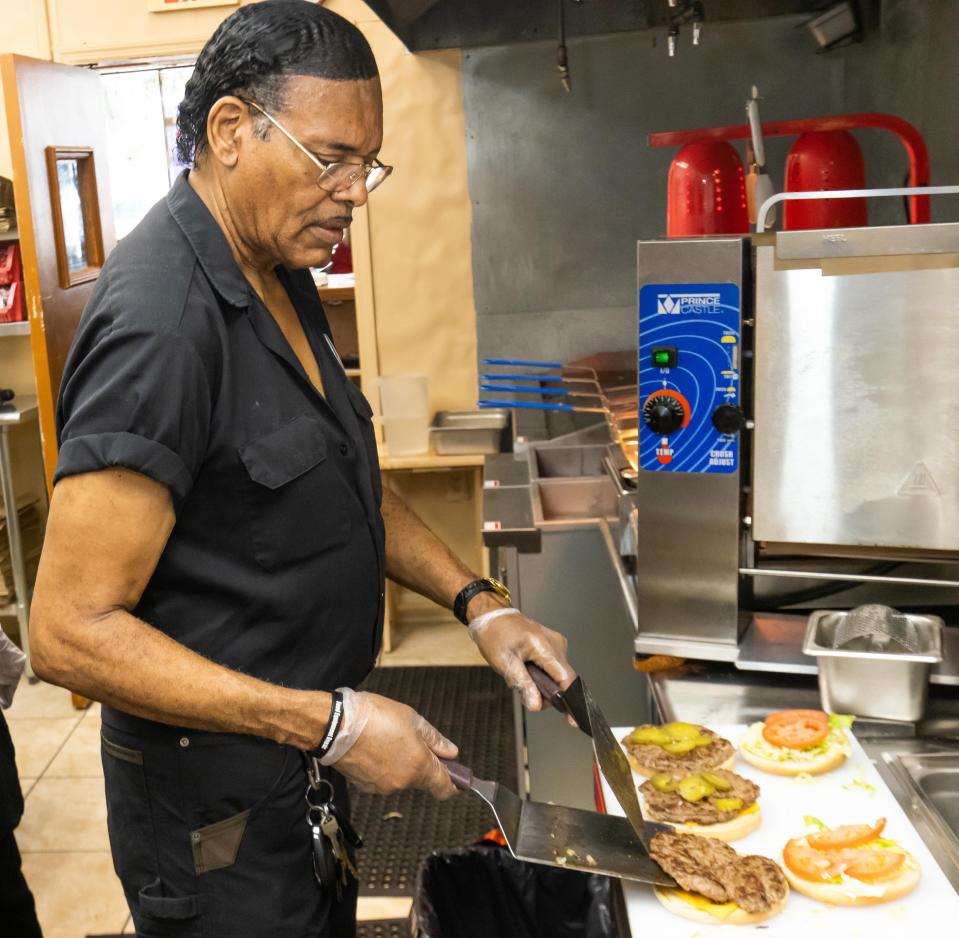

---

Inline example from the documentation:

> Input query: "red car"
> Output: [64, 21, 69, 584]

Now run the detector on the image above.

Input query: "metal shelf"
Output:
[0, 321, 29, 337]
[0, 228, 18, 243]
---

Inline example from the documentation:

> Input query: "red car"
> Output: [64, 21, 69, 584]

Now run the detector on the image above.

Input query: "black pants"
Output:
[101, 707, 357, 938]
[0, 709, 43, 938]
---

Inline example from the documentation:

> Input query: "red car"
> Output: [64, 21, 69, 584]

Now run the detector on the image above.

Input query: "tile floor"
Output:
[6, 615, 478, 937]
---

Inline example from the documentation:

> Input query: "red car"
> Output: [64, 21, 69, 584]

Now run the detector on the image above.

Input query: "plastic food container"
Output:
[803, 610, 943, 722]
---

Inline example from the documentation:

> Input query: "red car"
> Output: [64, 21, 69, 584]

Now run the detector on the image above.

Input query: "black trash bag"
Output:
[413, 843, 618, 938]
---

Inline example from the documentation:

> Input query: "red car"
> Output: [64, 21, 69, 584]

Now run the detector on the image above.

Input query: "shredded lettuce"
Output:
[804, 815, 828, 831]
[843, 778, 877, 795]
[828, 713, 856, 730]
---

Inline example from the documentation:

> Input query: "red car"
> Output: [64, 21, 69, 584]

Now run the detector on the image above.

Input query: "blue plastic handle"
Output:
[478, 384, 571, 396]
[479, 374, 568, 383]
[477, 399, 574, 412]
[482, 358, 564, 369]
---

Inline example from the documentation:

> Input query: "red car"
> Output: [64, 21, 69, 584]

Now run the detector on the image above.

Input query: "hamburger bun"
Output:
[781, 849, 920, 906]
[653, 881, 789, 925]
[738, 721, 849, 777]
[649, 803, 762, 843]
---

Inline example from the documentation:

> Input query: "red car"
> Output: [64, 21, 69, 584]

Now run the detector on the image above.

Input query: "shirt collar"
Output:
[166, 170, 251, 308]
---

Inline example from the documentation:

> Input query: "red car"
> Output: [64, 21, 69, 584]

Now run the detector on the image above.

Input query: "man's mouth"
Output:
[309, 218, 351, 246]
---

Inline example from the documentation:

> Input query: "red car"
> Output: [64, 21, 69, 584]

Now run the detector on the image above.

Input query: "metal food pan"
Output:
[430, 409, 510, 455]
[803, 610, 944, 722]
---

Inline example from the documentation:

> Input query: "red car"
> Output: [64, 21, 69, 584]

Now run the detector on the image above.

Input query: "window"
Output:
[100, 64, 194, 239]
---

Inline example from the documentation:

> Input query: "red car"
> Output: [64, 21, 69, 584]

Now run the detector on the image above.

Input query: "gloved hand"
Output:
[321, 688, 459, 800]
[468, 608, 574, 711]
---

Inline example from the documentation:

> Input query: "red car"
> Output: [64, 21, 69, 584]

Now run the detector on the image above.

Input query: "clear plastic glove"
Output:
[468, 608, 574, 712]
[322, 688, 459, 801]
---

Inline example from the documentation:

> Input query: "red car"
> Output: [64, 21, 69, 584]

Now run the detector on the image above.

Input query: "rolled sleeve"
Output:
[55, 326, 213, 513]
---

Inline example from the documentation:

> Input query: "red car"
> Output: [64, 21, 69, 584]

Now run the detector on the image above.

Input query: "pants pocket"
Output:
[101, 732, 157, 891]
[191, 809, 250, 874]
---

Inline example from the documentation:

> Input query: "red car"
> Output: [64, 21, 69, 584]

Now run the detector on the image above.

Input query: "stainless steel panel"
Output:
[430, 409, 509, 454]
[753, 240, 959, 550]
[529, 445, 607, 479]
[775, 221, 959, 260]
[635, 238, 745, 654]
[519, 526, 652, 810]
[531, 479, 618, 525]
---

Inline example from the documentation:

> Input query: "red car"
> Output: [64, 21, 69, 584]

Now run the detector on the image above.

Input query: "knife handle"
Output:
[440, 759, 473, 791]
[525, 662, 568, 713]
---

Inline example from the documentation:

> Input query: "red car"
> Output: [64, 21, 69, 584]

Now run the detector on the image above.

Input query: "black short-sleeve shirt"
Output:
[55, 172, 385, 692]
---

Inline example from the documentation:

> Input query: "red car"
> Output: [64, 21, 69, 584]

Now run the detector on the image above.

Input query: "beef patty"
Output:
[640, 769, 760, 824]
[650, 831, 787, 914]
[624, 726, 734, 774]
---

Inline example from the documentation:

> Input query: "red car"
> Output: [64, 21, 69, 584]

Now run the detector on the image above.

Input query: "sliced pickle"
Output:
[662, 738, 698, 754]
[661, 722, 701, 741]
[713, 797, 744, 812]
[700, 770, 732, 792]
[627, 726, 671, 746]
[678, 775, 715, 802]
[651, 773, 680, 793]
[690, 733, 716, 748]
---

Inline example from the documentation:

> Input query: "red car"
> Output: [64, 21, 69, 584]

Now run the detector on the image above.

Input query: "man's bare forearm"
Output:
[381, 488, 507, 618]
[32, 607, 330, 749]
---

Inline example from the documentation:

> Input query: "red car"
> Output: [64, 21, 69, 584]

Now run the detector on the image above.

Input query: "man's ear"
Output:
[204, 96, 249, 169]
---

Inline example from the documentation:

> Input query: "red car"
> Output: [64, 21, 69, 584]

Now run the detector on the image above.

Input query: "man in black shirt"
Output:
[28, 5, 573, 937]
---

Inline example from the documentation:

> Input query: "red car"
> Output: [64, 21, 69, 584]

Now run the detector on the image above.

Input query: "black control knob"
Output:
[712, 404, 746, 435]
[643, 394, 685, 435]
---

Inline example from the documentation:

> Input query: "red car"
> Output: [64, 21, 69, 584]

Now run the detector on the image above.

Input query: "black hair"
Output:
[176, 0, 378, 166]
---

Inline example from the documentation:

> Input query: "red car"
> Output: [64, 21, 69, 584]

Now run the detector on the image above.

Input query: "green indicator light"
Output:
[654, 352, 670, 365]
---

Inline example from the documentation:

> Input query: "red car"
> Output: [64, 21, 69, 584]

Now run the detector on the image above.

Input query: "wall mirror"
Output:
[45, 146, 105, 287]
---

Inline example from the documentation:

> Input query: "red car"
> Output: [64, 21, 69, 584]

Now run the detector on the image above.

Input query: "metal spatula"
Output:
[525, 664, 666, 852]
[443, 759, 676, 887]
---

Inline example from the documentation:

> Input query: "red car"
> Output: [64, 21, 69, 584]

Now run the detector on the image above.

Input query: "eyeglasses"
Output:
[241, 99, 392, 195]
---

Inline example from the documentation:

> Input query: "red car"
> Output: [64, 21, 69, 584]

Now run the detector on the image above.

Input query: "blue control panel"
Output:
[637, 282, 741, 474]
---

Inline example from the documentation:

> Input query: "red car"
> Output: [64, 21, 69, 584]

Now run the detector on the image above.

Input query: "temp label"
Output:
[638, 282, 741, 474]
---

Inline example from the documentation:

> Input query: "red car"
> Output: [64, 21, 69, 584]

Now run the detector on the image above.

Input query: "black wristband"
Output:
[452, 577, 511, 626]
[309, 690, 345, 758]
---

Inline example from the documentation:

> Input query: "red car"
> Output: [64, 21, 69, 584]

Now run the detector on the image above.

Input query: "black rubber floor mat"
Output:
[349, 666, 517, 896]
[356, 919, 410, 938]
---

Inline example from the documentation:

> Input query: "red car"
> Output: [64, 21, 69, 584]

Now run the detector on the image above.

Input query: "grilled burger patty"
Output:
[650, 831, 788, 914]
[640, 769, 760, 824]
[625, 727, 734, 773]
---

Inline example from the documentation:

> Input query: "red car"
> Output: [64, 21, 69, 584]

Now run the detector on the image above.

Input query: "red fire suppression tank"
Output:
[784, 130, 867, 230]
[667, 140, 748, 237]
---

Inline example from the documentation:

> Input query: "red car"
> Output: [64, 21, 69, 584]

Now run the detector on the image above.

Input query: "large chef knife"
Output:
[526, 663, 671, 852]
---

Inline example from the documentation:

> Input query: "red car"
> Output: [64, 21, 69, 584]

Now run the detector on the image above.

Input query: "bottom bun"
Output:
[782, 853, 920, 906]
[627, 753, 735, 777]
[653, 804, 762, 843]
[738, 744, 846, 777]
[653, 882, 788, 926]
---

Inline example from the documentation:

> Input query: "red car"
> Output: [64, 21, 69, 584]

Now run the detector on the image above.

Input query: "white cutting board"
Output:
[600, 724, 959, 937]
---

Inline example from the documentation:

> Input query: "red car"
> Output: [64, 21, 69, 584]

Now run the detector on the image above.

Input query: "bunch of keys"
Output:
[305, 756, 362, 899]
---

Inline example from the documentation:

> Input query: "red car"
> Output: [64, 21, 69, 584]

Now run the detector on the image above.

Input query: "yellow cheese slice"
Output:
[674, 890, 739, 921]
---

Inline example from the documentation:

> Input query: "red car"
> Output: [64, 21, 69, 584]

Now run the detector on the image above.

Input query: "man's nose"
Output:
[332, 174, 368, 209]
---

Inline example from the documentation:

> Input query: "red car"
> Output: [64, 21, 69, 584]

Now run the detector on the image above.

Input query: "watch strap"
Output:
[453, 578, 510, 625]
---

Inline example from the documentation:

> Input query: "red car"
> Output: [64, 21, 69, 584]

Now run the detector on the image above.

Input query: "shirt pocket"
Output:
[238, 416, 351, 569]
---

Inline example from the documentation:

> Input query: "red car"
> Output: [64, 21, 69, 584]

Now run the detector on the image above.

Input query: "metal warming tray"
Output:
[803, 610, 944, 721]
[430, 409, 509, 454]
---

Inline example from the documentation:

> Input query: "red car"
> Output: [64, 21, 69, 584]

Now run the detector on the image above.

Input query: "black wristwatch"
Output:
[453, 577, 511, 626]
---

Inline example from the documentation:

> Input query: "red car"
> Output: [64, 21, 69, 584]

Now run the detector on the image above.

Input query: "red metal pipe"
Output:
[648, 113, 930, 224]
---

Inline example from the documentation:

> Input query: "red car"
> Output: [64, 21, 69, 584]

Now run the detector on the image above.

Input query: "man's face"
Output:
[229, 74, 383, 270]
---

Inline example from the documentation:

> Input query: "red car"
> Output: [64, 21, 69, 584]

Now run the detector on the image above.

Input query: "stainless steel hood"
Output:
[362, 0, 840, 52]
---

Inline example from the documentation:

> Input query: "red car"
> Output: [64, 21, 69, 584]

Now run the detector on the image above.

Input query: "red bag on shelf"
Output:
[0, 244, 21, 285]
[0, 281, 24, 323]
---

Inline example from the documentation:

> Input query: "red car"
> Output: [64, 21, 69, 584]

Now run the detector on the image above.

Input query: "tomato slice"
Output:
[841, 849, 905, 882]
[762, 710, 829, 749]
[765, 709, 828, 726]
[783, 839, 844, 882]
[808, 819, 886, 850]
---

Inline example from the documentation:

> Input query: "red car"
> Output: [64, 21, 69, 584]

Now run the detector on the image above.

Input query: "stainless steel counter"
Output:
[649, 664, 959, 892]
